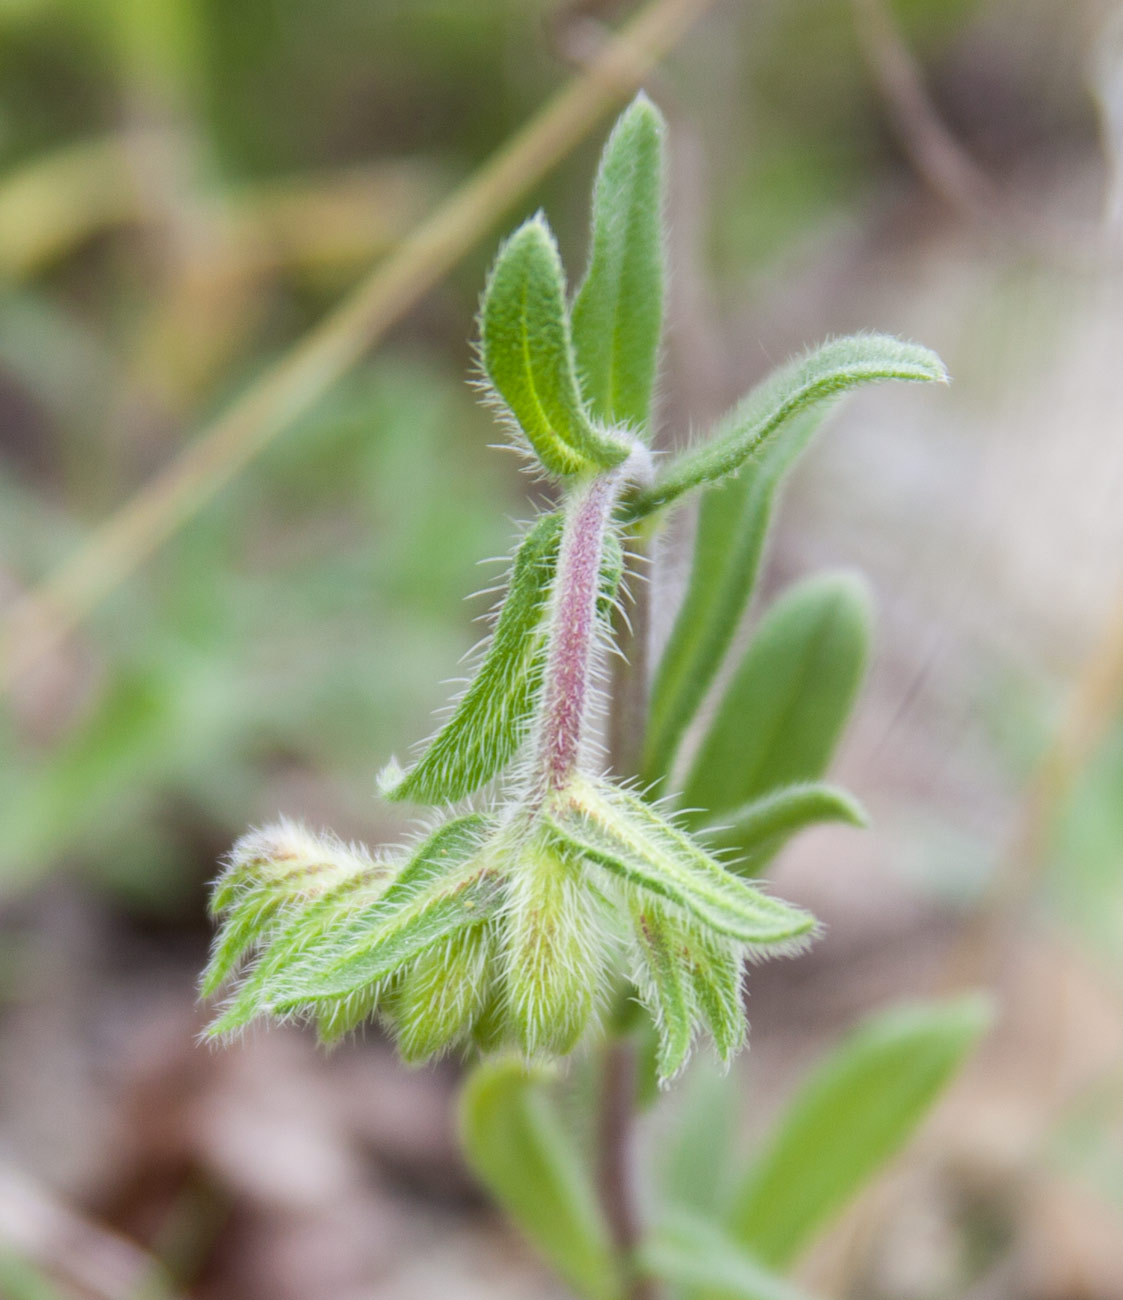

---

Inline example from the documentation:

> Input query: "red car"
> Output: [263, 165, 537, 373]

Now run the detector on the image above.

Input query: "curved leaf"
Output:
[641, 1210, 820, 1300]
[546, 780, 816, 948]
[727, 996, 992, 1267]
[209, 815, 497, 1033]
[627, 334, 946, 518]
[705, 782, 868, 872]
[480, 215, 630, 476]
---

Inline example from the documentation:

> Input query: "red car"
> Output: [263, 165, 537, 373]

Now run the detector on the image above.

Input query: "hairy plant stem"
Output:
[600, 530, 659, 1300]
[535, 472, 621, 797]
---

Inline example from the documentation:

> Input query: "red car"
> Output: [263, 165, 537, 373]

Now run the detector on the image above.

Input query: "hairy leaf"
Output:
[209, 816, 497, 1033]
[640, 1210, 820, 1300]
[480, 215, 630, 476]
[684, 574, 871, 819]
[382, 511, 625, 807]
[500, 835, 612, 1056]
[629, 900, 696, 1082]
[705, 783, 868, 872]
[203, 819, 390, 998]
[644, 409, 822, 784]
[460, 1059, 622, 1300]
[627, 334, 946, 518]
[391, 923, 496, 1061]
[685, 925, 745, 1062]
[547, 780, 816, 947]
[728, 996, 992, 1267]
[572, 92, 666, 435]
[381, 512, 562, 805]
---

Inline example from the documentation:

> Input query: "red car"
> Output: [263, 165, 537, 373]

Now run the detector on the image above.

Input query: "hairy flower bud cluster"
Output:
[204, 774, 815, 1081]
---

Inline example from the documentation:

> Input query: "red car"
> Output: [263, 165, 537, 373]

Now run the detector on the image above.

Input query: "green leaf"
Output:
[480, 215, 631, 477]
[501, 832, 612, 1056]
[390, 923, 496, 1061]
[273, 815, 499, 1002]
[380, 512, 562, 805]
[459, 1059, 622, 1300]
[382, 510, 624, 806]
[727, 996, 992, 1268]
[627, 334, 947, 518]
[640, 1210, 821, 1300]
[683, 574, 872, 820]
[686, 926, 745, 1062]
[546, 779, 816, 948]
[705, 782, 868, 872]
[628, 899, 696, 1081]
[208, 816, 497, 1033]
[572, 92, 666, 435]
[644, 409, 822, 784]
[202, 820, 391, 997]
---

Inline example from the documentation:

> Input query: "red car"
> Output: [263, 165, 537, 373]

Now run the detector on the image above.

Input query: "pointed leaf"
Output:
[272, 815, 500, 1002]
[202, 820, 390, 996]
[629, 900, 696, 1082]
[572, 92, 666, 435]
[480, 215, 630, 477]
[383, 511, 624, 806]
[706, 783, 868, 873]
[460, 1059, 622, 1300]
[644, 409, 822, 784]
[684, 574, 871, 819]
[547, 780, 816, 947]
[381, 512, 562, 805]
[728, 996, 992, 1268]
[627, 334, 947, 518]
[209, 816, 496, 1033]
[686, 927, 745, 1062]
[640, 1210, 821, 1300]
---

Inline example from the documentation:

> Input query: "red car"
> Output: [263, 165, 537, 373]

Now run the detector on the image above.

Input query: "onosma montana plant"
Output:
[201, 93, 947, 1085]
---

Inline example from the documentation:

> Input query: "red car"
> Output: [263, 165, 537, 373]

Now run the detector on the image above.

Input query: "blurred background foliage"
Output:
[1, 0, 1122, 1297]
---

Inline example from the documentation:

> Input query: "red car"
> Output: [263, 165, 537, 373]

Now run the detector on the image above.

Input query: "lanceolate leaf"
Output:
[382, 512, 625, 807]
[644, 409, 822, 785]
[629, 899, 696, 1081]
[640, 1210, 821, 1300]
[209, 816, 497, 1033]
[546, 780, 816, 947]
[684, 574, 872, 819]
[460, 1059, 622, 1300]
[272, 815, 499, 1002]
[480, 215, 630, 477]
[572, 92, 666, 436]
[704, 782, 868, 872]
[626, 334, 947, 518]
[203, 820, 391, 996]
[381, 512, 562, 805]
[727, 996, 992, 1268]
[685, 926, 745, 1062]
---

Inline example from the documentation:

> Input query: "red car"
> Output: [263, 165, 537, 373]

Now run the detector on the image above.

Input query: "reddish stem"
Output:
[536, 472, 618, 794]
